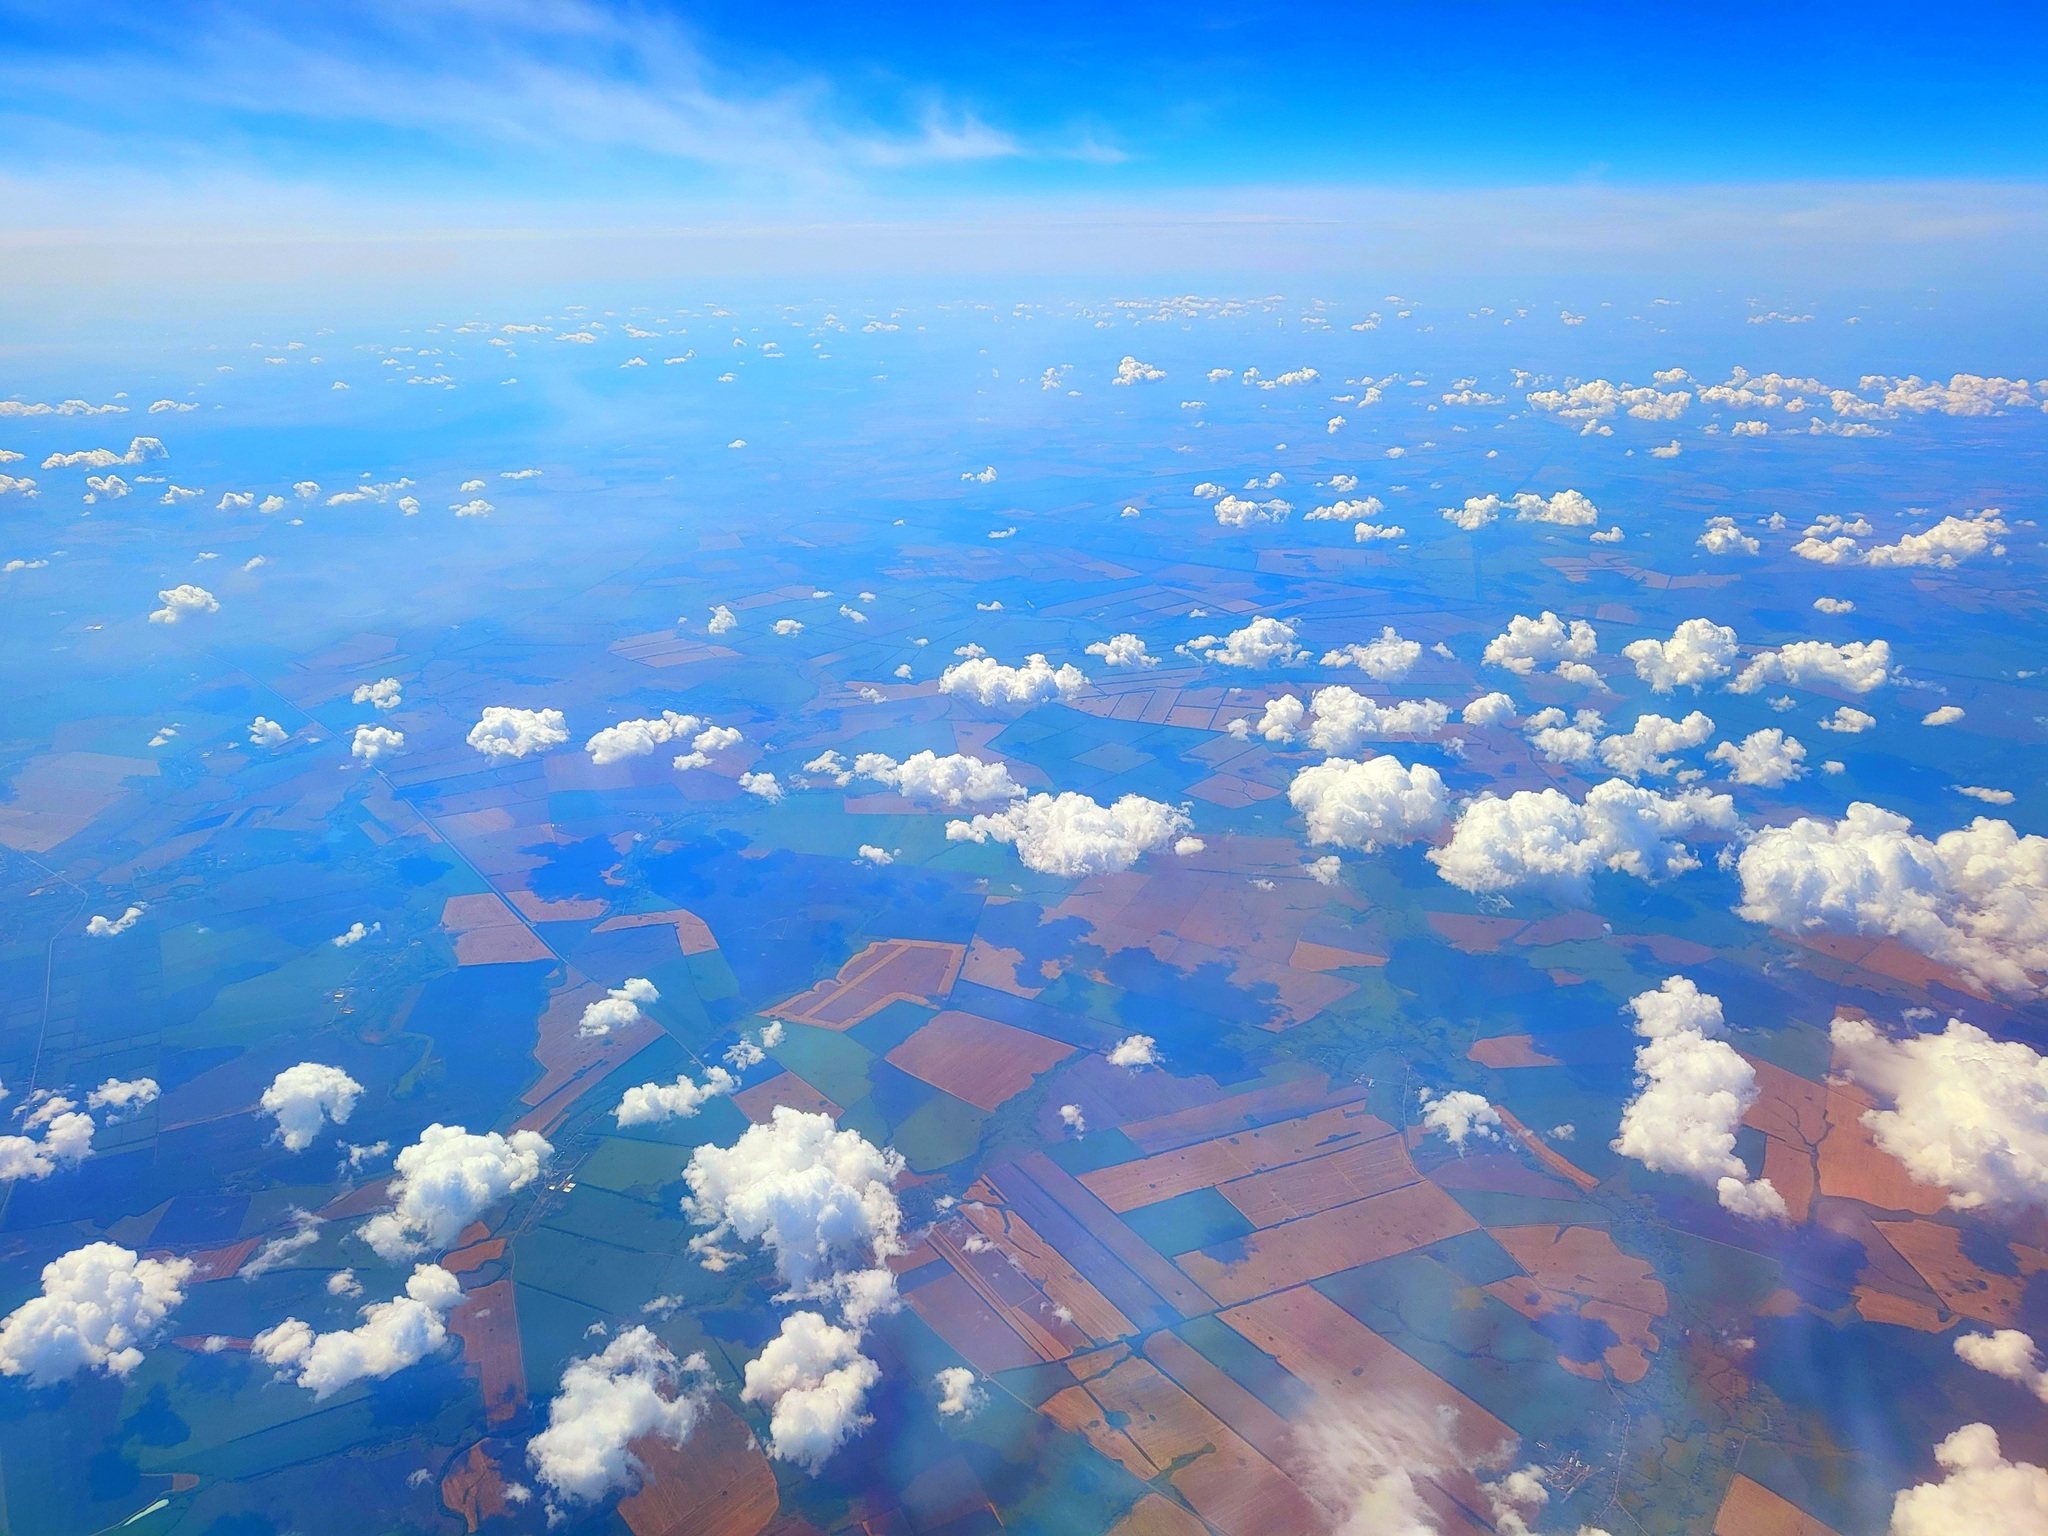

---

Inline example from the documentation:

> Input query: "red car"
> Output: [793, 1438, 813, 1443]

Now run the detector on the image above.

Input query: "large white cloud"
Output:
[1483, 612, 1597, 677]
[579, 977, 658, 1038]
[1888, 1424, 2048, 1536]
[467, 706, 569, 761]
[1288, 757, 1450, 852]
[1419, 1089, 1501, 1149]
[938, 653, 1085, 709]
[363, 1125, 553, 1259]
[1462, 692, 1517, 727]
[1213, 494, 1291, 527]
[1430, 780, 1739, 902]
[1525, 707, 1603, 766]
[683, 1107, 904, 1324]
[0, 1243, 192, 1385]
[1624, 619, 1738, 692]
[41, 436, 166, 470]
[947, 791, 1191, 878]
[741, 1311, 880, 1470]
[1304, 686, 1450, 751]
[260, 1063, 363, 1152]
[1180, 616, 1307, 669]
[1709, 728, 1807, 787]
[1730, 639, 1890, 695]
[252, 1263, 462, 1399]
[1440, 490, 1599, 531]
[1598, 711, 1714, 779]
[1830, 1015, 2048, 1209]
[1735, 805, 2048, 994]
[352, 725, 404, 764]
[529, 1327, 708, 1514]
[1611, 979, 1786, 1220]
[849, 750, 1023, 808]
[1320, 627, 1422, 681]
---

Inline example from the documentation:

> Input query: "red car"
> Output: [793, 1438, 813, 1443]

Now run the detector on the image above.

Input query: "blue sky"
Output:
[3, 1, 2047, 295]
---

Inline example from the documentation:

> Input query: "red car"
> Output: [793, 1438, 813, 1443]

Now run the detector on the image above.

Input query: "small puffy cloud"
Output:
[1736, 804, 2048, 994]
[261, 1063, 363, 1151]
[684, 1108, 904, 1323]
[352, 678, 402, 712]
[351, 725, 404, 764]
[1059, 1103, 1086, 1133]
[1814, 596, 1855, 614]
[1956, 1330, 2048, 1403]
[1698, 516, 1760, 555]
[1305, 495, 1385, 522]
[467, 706, 569, 761]
[1180, 616, 1306, 669]
[1213, 494, 1291, 527]
[1462, 692, 1517, 727]
[739, 771, 784, 801]
[850, 750, 1023, 807]
[1598, 711, 1714, 779]
[40, 436, 167, 471]
[579, 977, 658, 1039]
[1611, 978, 1786, 1220]
[0, 1243, 193, 1385]
[249, 715, 289, 747]
[1419, 1089, 1501, 1149]
[1709, 728, 1807, 786]
[1731, 639, 1890, 695]
[1431, 780, 1738, 902]
[1304, 854, 1342, 885]
[1228, 694, 1304, 744]
[451, 498, 494, 517]
[1112, 356, 1165, 385]
[1108, 1034, 1160, 1069]
[1957, 786, 2015, 805]
[1820, 706, 1876, 734]
[585, 711, 703, 765]
[1923, 705, 1966, 727]
[252, 1263, 462, 1400]
[149, 584, 218, 624]
[333, 920, 379, 947]
[616, 1066, 738, 1127]
[939, 653, 1086, 708]
[673, 724, 742, 771]
[1526, 378, 1691, 425]
[1624, 619, 1738, 692]
[934, 1365, 985, 1418]
[86, 904, 145, 937]
[741, 1311, 880, 1469]
[529, 1328, 708, 1514]
[363, 1124, 552, 1259]
[1525, 706, 1604, 766]
[857, 844, 894, 865]
[0, 1098, 95, 1181]
[87, 1077, 159, 1115]
[947, 792, 1190, 878]
[1482, 611, 1596, 676]
[1887, 1424, 2048, 1536]
[1831, 1015, 2048, 1208]
[1085, 633, 1157, 669]
[1288, 757, 1450, 852]
[707, 604, 737, 633]
[1320, 627, 1421, 681]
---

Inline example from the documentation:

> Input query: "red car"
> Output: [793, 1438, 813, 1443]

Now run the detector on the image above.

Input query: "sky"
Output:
[2, 1, 2046, 299]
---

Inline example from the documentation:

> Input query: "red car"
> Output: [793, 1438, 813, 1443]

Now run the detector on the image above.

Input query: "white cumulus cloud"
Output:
[252, 1263, 462, 1400]
[939, 653, 1086, 709]
[1624, 619, 1738, 692]
[1598, 711, 1714, 779]
[1735, 805, 2048, 995]
[946, 792, 1190, 878]
[1288, 758, 1450, 852]
[1483, 611, 1597, 677]
[1730, 639, 1890, 695]
[1431, 780, 1738, 902]
[261, 1063, 363, 1152]
[468, 706, 569, 761]
[578, 977, 659, 1038]
[529, 1327, 708, 1515]
[363, 1125, 552, 1260]
[1180, 616, 1307, 669]
[1709, 728, 1807, 787]
[0, 1244, 192, 1385]
[1320, 627, 1422, 681]
[149, 584, 218, 624]
[1887, 1424, 2048, 1536]
[1085, 633, 1157, 669]
[741, 1311, 880, 1470]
